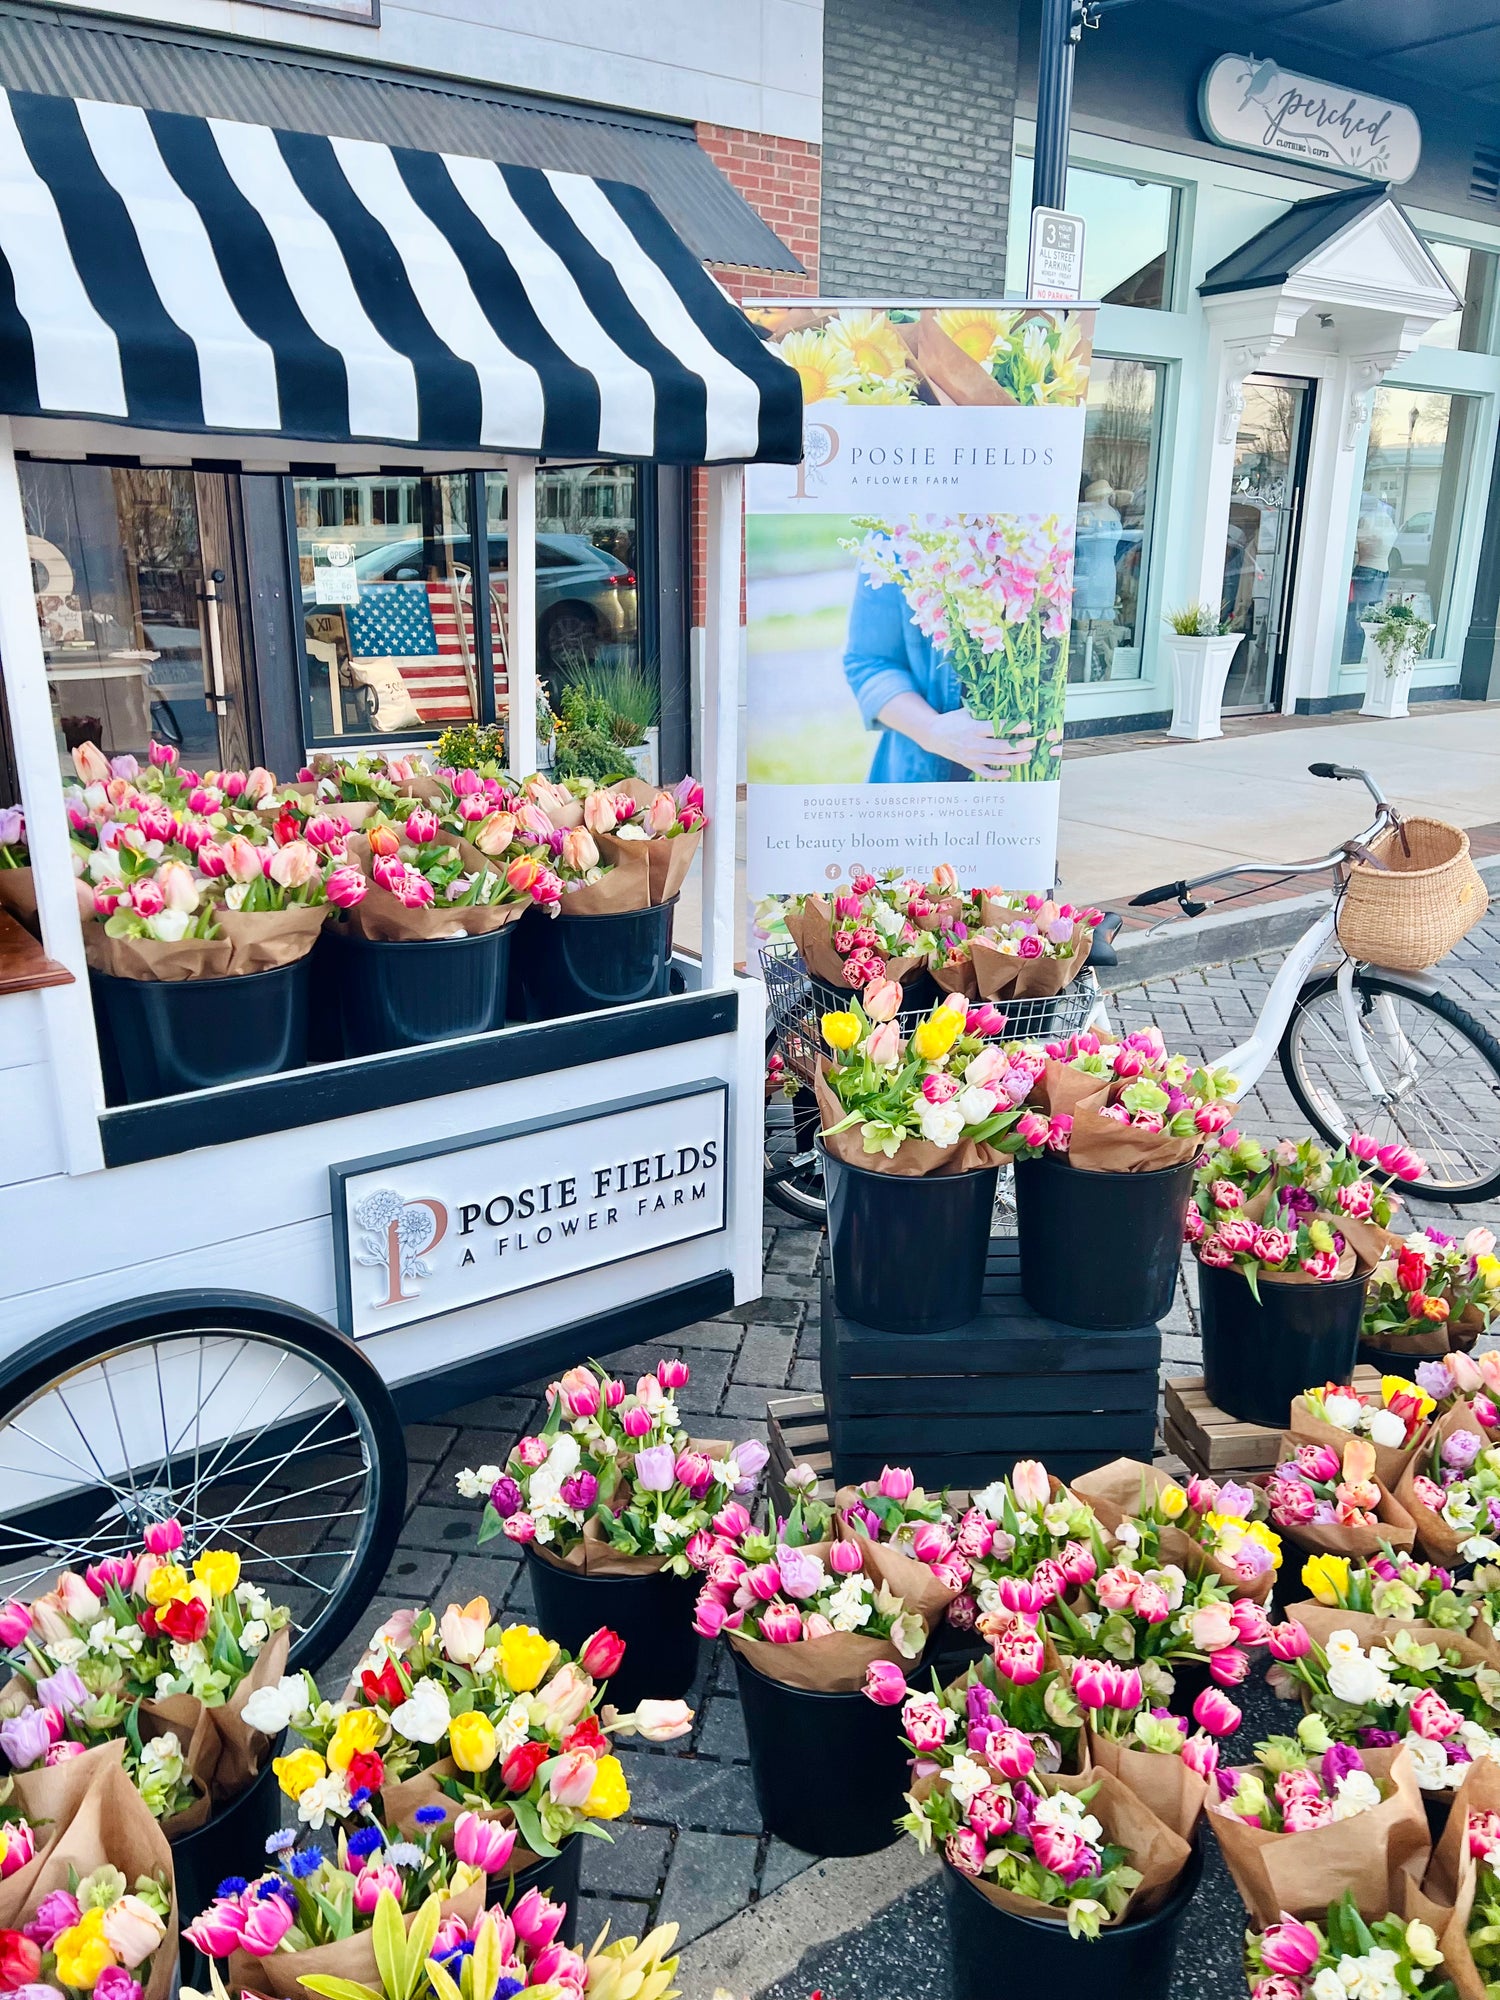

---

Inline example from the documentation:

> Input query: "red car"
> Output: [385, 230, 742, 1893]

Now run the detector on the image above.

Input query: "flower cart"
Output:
[0, 86, 799, 1670]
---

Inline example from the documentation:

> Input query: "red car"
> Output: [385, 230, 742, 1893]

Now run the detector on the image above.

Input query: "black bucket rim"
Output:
[733, 1640, 901, 1703]
[324, 920, 519, 955]
[1019, 1152, 1197, 1187]
[815, 1136, 1001, 1186]
[525, 1545, 680, 1588]
[551, 894, 680, 931]
[1194, 1253, 1371, 1303]
[91, 958, 309, 995]
[943, 1830, 1204, 1935]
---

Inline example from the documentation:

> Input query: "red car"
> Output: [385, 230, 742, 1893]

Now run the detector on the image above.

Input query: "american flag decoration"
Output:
[345, 580, 472, 725]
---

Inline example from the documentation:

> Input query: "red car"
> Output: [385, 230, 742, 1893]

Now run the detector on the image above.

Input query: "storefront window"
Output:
[19, 463, 228, 773]
[1008, 157, 1179, 310]
[1071, 357, 1165, 683]
[1420, 240, 1497, 353]
[1342, 387, 1478, 664]
[293, 466, 647, 758]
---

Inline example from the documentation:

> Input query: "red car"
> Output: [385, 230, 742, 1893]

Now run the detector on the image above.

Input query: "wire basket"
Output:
[759, 942, 1100, 1087]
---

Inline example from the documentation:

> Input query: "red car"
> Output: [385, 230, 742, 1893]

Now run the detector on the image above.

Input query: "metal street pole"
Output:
[1033, 0, 1082, 212]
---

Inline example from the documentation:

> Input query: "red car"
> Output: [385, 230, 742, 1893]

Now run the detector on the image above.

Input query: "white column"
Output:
[700, 463, 743, 990]
[0, 417, 105, 1173]
[504, 456, 537, 777]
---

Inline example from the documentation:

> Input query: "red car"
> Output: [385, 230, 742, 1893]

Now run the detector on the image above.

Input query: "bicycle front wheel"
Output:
[1279, 972, 1500, 1202]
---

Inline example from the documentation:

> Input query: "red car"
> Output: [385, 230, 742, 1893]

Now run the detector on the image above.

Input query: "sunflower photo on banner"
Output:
[743, 302, 1095, 899]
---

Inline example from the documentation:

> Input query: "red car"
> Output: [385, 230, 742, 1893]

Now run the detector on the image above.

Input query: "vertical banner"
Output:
[744, 303, 1095, 899]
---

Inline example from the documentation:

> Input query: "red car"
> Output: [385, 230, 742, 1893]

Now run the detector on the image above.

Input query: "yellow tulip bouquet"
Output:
[817, 988, 1032, 1170]
[0, 1517, 291, 1832]
[266, 1599, 688, 1864]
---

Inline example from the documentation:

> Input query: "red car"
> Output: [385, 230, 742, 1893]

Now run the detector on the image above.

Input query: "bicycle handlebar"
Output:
[1307, 761, 1391, 807]
[1128, 879, 1187, 908]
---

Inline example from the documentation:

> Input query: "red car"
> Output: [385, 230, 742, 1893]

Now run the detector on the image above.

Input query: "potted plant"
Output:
[1007, 1027, 1239, 1331]
[460, 1357, 764, 1708]
[1360, 597, 1434, 720]
[558, 659, 661, 785]
[813, 990, 1019, 1334]
[1190, 1132, 1422, 1427]
[1163, 603, 1244, 742]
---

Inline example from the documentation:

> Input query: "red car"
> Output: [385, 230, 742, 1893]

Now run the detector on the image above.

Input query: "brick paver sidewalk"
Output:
[330, 915, 1500, 1962]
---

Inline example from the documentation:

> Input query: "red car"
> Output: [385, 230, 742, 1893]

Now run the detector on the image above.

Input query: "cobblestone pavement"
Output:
[343, 917, 1500, 1976]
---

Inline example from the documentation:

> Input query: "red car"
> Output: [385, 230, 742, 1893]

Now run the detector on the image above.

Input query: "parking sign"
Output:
[1027, 207, 1087, 302]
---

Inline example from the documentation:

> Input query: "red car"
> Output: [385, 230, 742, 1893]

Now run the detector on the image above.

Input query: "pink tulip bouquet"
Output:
[1414, 1349, 1500, 1425]
[1245, 1895, 1449, 2000]
[782, 868, 959, 990]
[1082, 1466, 1283, 1596]
[1213, 1729, 1391, 1833]
[1046, 1556, 1270, 1703]
[870, 1647, 1086, 1773]
[1067, 1659, 1241, 1840]
[1264, 1618, 1500, 1793]
[461, 1359, 766, 1572]
[1266, 1438, 1389, 1535]
[701, 1538, 927, 1660]
[306, 750, 437, 809]
[1006, 1027, 1239, 1169]
[961, 1460, 1106, 1629]
[360, 813, 524, 913]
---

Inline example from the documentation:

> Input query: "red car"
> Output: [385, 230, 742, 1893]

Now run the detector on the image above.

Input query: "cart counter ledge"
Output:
[0, 84, 801, 1673]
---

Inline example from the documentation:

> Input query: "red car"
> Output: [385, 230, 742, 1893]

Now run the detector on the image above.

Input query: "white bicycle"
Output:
[1129, 761, 1500, 1202]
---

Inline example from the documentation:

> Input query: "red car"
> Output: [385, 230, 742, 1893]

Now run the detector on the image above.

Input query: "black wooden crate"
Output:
[821, 1236, 1160, 1489]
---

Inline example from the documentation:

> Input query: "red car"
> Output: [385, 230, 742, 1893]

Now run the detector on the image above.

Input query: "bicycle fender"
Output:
[1355, 963, 1442, 997]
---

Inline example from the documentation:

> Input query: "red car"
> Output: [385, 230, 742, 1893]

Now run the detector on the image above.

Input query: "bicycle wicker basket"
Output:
[1335, 814, 1488, 972]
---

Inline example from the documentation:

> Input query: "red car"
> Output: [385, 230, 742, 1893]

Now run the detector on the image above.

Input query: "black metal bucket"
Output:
[174, 1756, 283, 1978]
[1199, 1258, 1365, 1428]
[492, 1832, 583, 1945]
[1014, 1155, 1192, 1330]
[525, 1548, 700, 1712]
[944, 1835, 1202, 2000]
[517, 899, 677, 1020]
[328, 922, 513, 1055]
[91, 960, 310, 1103]
[820, 1141, 998, 1334]
[733, 1647, 911, 1857]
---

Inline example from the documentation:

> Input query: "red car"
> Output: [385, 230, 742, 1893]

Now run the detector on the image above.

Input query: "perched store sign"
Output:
[330, 1085, 728, 1337]
[1200, 54, 1421, 183]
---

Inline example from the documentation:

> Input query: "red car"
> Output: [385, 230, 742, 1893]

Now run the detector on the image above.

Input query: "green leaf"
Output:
[300, 1980, 382, 2000]
[402, 1896, 442, 2000]
[510, 1793, 555, 1859]
[425, 1960, 464, 2000]
[370, 1890, 407, 2000]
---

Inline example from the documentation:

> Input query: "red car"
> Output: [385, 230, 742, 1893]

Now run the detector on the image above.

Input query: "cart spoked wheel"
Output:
[0, 1291, 406, 1672]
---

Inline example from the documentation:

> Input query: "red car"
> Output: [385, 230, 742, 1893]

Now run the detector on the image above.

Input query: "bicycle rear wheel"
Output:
[1279, 972, 1500, 1202]
[765, 1083, 827, 1223]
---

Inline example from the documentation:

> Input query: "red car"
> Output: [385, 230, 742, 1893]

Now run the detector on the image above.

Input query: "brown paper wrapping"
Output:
[143, 1699, 217, 1837]
[783, 898, 923, 991]
[1263, 1459, 1418, 1560]
[1084, 1728, 1211, 1842]
[561, 839, 651, 916]
[1290, 1395, 1430, 1494]
[1286, 1605, 1500, 1710]
[341, 834, 526, 941]
[83, 902, 330, 981]
[0, 1743, 128, 1925]
[931, 958, 980, 1000]
[0, 867, 38, 933]
[210, 1625, 291, 1798]
[814, 1065, 1002, 1179]
[228, 1881, 485, 1999]
[1413, 1756, 1500, 2000]
[830, 1498, 961, 1628]
[1066, 1112, 1202, 1175]
[14, 1752, 178, 2000]
[376, 1762, 544, 1874]
[970, 930, 1091, 1002]
[1206, 1745, 1427, 1926]
[1396, 1404, 1490, 1563]
[726, 1541, 927, 1692]
[1068, 1457, 1276, 1604]
[956, 1769, 1191, 1926]
[612, 780, 704, 903]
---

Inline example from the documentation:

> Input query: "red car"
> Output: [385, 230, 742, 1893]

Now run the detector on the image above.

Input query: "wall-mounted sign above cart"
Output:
[1199, 54, 1421, 183]
[330, 1084, 729, 1338]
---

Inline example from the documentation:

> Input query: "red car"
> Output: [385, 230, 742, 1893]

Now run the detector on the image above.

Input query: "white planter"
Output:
[1359, 622, 1419, 719]
[621, 726, 660, 785]
[1165, 633, 1244, 741]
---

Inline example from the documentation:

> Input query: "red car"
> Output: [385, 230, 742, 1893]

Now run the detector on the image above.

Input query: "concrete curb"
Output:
[1100, 849, 1500, 990]
[676, 1840, 937, 1998]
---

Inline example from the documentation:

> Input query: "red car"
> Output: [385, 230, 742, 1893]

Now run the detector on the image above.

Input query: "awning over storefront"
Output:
[0, 87, 803, 467]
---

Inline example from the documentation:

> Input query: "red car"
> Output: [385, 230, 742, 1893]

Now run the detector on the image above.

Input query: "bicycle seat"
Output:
[1086, 910, 1123, 968]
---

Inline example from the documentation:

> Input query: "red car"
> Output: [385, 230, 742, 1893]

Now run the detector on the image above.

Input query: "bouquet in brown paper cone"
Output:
[1407, 1755, 1500, 2000]
[1208, 1730, 1428, 1926]
[0, 1752, 177, 2000]
[1009, 1026, 1238, 1174]
[1399, 1404, 1500, 1565]
[1288, 1548, 1494, 1657]
[814, 989, 1022, 1176]
[1069, 1456, 1283, 1603]
[1067, 1655, 1240, 1841]
[888, 1644, 1087, 1787]
[783, 891, 927, 995]
[1265, 1607, 1500, 1797]
[339, 816, 532, 943]
[1263, 1436, 1420, 1561]
[1293, 1379, 1436, 1492]
[721, 1540, 928, 1692]
[578, 778, 706, 906]
[966, 894, 1100, 1003]
[1244, 1893, 1452, 2000]
[830, 1468, 969, 1630]
[1363, 1222, 1500, 1355]
[903, 1761, 1190, 1938]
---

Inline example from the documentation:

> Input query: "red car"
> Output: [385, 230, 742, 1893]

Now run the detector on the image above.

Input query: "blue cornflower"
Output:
[347, 1826, 385, 1861]
[494, 1980, 524, 2000]
[414, 1806, 447, 1827]
[349, 1787, 373, 1810]
[433, 1942, 475, 1970]
[215, 1877, 248, 1899]
[287, 1849, 323, 1880]
[265, 1831, 297, 1856]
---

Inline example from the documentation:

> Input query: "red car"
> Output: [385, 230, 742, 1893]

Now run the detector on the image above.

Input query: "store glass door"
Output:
[20, 464, 252, 774]
[1221, 375, 1314, 711]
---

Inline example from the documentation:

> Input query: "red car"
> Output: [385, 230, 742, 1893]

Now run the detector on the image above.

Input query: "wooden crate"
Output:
[1163, 1366, 1384, 1477]
[766, 1394, 835, 1518]
[822, 1238, 1160, 1491]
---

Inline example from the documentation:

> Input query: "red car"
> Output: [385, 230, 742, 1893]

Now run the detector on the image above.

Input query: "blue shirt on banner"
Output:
[842, 572, 969, 784]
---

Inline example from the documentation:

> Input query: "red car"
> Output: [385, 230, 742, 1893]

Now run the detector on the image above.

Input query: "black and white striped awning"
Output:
[0, 87, 802, 466]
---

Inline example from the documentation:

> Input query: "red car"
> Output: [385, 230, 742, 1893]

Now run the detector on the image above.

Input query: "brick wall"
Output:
[689, 123, 821, 628]
[820, 0, 1021, 296]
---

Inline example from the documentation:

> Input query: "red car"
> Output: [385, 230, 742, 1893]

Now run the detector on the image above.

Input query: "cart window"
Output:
[19, 464, 218, 774]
